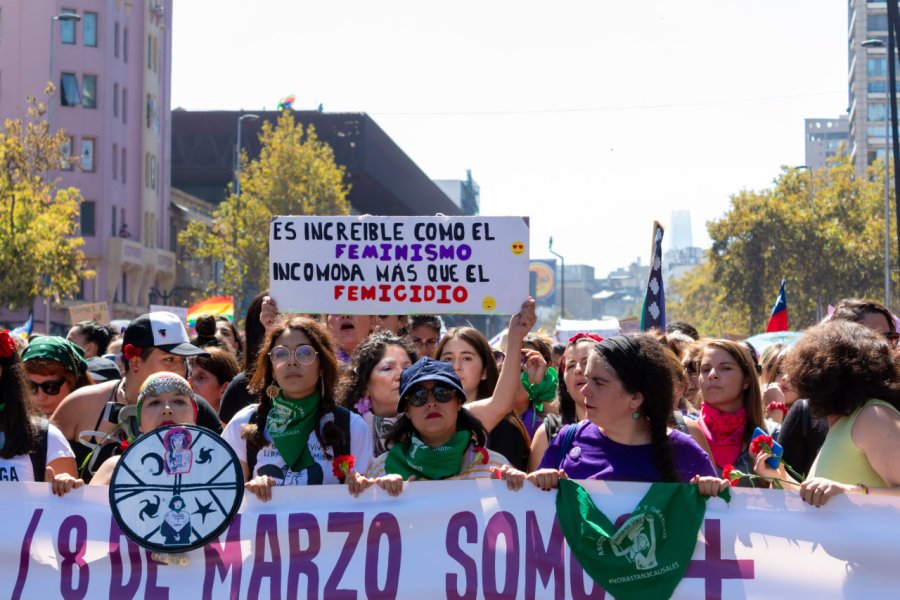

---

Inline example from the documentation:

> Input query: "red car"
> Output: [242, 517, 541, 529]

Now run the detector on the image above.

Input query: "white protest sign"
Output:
[269, 215, 530, 314]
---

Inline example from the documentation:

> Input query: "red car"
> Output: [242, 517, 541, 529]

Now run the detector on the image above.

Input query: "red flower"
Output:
[474, 446, 490, 465]
[332, 455, 355, 480]
[0, 330, 15, 359]
[722, 464, 743, 484]
[119, 439, 130, 451]
[749, 434, 774, 455]
[123, 344, 141, 361]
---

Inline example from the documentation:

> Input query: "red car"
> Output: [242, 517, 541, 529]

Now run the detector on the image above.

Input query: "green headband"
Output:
[22, 336, 87, 378]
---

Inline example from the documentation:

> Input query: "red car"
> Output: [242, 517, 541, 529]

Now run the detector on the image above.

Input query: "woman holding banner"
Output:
[754, 320, 900, 506]
[498, 335, 724, 494]
[347, 357, 512, 496]
[223, 315, 372, 501]
[0, 330, 78, 487]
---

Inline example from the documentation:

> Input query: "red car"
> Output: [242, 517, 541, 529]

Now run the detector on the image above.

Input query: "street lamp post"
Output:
[548, 237, 565, 319]
[863, 38, 892, 310]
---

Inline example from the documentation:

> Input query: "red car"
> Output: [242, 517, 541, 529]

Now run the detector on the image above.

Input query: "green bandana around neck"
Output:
[521, 366, 559, 412]
[267, 391, 320, 472]
[556, 479, 730, 600]
[384, 430, 470, 480]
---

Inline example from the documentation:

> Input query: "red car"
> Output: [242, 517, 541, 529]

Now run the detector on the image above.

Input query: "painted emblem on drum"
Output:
[109, 424, 243, 553]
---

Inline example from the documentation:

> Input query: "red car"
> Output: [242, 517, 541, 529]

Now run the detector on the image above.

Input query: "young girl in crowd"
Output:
[223, 315, 371, 501]
[188, 346, 240, 413]
[697, 339, 776, 485]
[337, 333, 417, 457]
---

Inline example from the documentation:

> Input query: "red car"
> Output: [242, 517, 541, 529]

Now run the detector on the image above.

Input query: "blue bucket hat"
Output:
[398, 357, 466, 412]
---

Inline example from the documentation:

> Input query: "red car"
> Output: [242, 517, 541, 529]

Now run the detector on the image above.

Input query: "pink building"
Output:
[0, 0, 174, 333]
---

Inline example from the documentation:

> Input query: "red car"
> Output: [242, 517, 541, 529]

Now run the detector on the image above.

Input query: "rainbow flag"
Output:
[187, 296, 234, 327]
[277, 94, 296, 110]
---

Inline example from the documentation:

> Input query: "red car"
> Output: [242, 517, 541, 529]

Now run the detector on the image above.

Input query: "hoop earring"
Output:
[266, 384, 281, 399]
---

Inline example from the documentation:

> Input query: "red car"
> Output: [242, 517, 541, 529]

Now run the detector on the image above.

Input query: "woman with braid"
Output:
[497, 335, 724, 495]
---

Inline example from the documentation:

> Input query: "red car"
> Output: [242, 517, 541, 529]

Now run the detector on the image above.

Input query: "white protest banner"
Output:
[67, 302, 110, 325]
[2, 480, 899, 599]
[149, 305, 188, 328]
[269, 215, 530, 315]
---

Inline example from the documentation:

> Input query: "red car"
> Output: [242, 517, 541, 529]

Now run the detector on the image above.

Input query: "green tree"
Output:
[0, 92, 93, 310]
[670, 152, 891, 335]
[179, 110, 351, 311]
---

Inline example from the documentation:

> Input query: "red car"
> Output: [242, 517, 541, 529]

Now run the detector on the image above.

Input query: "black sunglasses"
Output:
[29, 378, 66, 396]
[404, 384, 457, 407]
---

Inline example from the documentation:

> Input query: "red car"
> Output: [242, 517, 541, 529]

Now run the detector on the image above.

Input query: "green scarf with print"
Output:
[384, 430, 470, 480]
[267, 391, 320, 472]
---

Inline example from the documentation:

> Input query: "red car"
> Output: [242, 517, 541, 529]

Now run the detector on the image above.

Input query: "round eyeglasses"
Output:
[269, 344, 318, 366]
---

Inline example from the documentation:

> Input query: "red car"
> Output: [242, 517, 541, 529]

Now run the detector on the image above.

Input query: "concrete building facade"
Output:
[0, 0, 174, 332]
[805, 116, 849, 170]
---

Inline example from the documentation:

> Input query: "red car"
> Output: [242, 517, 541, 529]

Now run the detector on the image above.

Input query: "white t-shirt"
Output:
[0, 424, 75, 482]
[223, 404, 372, 485]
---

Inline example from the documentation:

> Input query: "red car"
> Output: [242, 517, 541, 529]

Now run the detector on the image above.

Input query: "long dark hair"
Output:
[70, 320, 114, 355]
[594, 335, 680, 483]
[557, 337, 596, 425]
[242, 315, 344, 460]
[383, 403, 488, 449]
[0, 347, 37, 459]
[242, 290, 269, 374]
[336, 333, 417, 412]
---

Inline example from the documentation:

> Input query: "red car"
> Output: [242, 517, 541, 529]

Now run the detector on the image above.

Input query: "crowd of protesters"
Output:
[1, 293, 899, 509]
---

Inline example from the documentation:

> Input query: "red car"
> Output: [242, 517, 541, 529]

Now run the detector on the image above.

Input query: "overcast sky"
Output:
[172, 0, 847, 277]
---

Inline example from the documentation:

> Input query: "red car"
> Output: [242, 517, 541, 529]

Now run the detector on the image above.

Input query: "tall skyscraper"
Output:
[0, 1, 173, 331]
[848, 1, 891, 175]
[669, 210, 692, 250]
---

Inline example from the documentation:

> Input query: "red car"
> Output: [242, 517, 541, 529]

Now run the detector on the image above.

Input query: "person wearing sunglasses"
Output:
[348, 357, 512, 497]
[22, 336, 95, 416]
[223, 315, 371, 502]
[0, 330, 78, 485]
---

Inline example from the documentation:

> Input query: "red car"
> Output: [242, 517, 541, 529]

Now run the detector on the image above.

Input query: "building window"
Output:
[111, 205, 117, 237]
[123, 28, 128, 62]
[83, 12, 97, 47]
[113, 82, 119, 116]
[145, 94, 159, 131]
[868, 57, 886, 77]
[868, 13, 888, 32]
[869, 80, 887, 93]
[60, 9, 77, 44]
[114, 22, 119, 57]
[868, 102, 887, 122]
[122, 87, 127, 122]
[144, 152, 150, 187]
[82, 74, 97, 108]
[60, 73, 80, 106]
[80, 138, 95, 172]
[150, 155, 157, 190]
[112, 143, 118, 180]
[121, 147, 126, 183]
[80, 200, 95, 236]
[75, 278, 85, 301]
[147, 34, 152, 69]
[61, 136, 73, 170]
[152, 37, 158, 72]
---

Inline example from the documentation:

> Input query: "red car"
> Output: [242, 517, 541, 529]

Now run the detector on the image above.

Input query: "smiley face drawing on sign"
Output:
[511, 241, 526, 256]
[482, 297, 497, 311]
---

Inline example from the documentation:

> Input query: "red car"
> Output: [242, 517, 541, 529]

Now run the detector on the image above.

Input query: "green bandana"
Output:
[384, 430, 470, 480]
[267, 391, 320, 472]
[556, 479, 730, 600]
[521, 366, 558, 412]
[22, 336, 87, 377]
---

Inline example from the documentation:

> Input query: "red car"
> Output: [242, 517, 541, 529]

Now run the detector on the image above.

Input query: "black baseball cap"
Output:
[398, 357, 466, 411]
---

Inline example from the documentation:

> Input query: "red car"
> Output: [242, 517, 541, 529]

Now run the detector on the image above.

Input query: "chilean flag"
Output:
[765, 280, 789, 332]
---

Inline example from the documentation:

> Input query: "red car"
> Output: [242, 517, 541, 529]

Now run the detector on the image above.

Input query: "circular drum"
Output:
[109, 424, 244, 553]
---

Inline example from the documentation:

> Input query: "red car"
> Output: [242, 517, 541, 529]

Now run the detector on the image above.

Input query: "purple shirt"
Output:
[538, 420, 716, 483]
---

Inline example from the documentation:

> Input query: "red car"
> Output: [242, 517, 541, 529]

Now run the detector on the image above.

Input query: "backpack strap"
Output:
[30, 418, 50, 483]
[556, 422, 580, 469]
